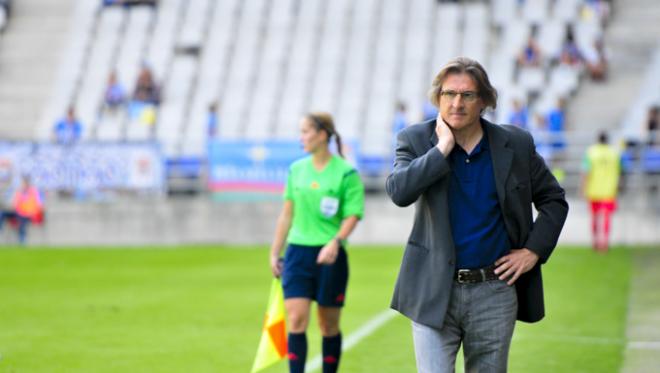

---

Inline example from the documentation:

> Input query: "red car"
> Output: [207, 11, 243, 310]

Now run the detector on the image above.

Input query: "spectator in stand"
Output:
[130, 66, 161, 125]
[0, 0, 11, 32]
[53, 106, 83, 145]
[0, 175, 44, 245]
[422, 100, 438, 121]
[392, 101, 408, 135]
[537, 98, 568, 179]
[103, 0, 157, 7]
[0, 169, 16, 239]
[133, 66, 161, 105]
[391, 101, 409, 160]
[517, 35, 542, 68]
[647, 105, 659, 147]
[104, 71, 127, 111]
[207, 101, 219, 138]
[508, 99, 529, 130]
[581, 131, 620, 252]
[559, 27, 583, 67]
[545, 97, 567, 151]
[581, 0, 611, 26]
[583, 38, 609, 81]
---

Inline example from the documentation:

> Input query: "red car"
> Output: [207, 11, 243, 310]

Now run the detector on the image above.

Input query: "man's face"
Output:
[439, 73, 485, 131]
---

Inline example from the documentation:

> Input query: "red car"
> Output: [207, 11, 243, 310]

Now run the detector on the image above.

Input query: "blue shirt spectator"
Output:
[392, 101, 408, 134]
[53, 107, 82, 145]
[0, 0, 11, 32]
[517, 36, 542, 68]
[560, 27, 583, 66]
[508, 99, 528, 130]
[105, 71, 126, 109]
[422, 101, 438, 121]
[547, 109, 564, 132]
[546, 99, 566, 150]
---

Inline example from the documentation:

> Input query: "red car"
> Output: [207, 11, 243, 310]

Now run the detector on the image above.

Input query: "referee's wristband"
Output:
[334, 237, 343, 246]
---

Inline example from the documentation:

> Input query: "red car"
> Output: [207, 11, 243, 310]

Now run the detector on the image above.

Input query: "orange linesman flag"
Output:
[251, 278, 287, 373]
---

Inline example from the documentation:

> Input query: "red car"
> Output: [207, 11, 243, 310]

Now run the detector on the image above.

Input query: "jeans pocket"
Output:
[486, 279, 513, 293]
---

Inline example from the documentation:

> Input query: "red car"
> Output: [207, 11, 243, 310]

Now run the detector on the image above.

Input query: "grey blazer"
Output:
[386, 118, 569, 329]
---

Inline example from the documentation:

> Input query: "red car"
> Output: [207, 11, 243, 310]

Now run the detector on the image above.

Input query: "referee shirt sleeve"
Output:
[340, 169, 365, 220]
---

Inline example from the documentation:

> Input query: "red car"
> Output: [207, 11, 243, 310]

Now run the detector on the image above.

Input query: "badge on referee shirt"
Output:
[320, 196, 339, 217]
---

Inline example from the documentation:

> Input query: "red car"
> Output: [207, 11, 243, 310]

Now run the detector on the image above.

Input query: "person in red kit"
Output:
[581, 131, 621, 252]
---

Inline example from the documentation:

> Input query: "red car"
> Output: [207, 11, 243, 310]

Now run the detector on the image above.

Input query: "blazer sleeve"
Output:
[386, 129, 451, 207]
[523, 133, 569, 263]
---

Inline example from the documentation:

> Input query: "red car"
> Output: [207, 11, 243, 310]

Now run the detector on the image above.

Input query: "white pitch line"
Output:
[518, 334, 660, 350]
[305, 309, 398, 373]
[514, 333, 623, 345]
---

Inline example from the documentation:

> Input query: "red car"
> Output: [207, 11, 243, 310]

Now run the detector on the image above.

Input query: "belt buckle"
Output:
[457, 269, 471, 284]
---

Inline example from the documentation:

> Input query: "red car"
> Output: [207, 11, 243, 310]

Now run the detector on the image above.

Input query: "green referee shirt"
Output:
[284, 155, 365, 246]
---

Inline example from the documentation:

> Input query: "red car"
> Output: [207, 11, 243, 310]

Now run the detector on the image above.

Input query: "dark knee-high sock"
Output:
[288, 332, 307, 373]
[322, 333, 342, 373]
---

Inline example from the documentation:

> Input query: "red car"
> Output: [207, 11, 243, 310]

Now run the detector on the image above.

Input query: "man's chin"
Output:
[445, 121, 462, 130]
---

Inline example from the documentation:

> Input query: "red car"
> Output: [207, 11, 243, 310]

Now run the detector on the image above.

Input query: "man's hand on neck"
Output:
[435, 115, 456, 157]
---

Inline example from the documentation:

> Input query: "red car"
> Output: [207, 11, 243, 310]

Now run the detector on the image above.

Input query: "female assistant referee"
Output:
[269, 112, 365, 373]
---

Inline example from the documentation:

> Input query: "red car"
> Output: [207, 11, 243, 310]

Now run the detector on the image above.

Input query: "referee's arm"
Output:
[270, 200, 293, 277]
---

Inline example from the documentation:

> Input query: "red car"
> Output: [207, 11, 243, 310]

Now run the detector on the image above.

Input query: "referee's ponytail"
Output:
[307, 112, 344, 158]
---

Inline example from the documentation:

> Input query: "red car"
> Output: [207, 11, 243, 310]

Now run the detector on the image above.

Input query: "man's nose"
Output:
[451, 95, 465, 107]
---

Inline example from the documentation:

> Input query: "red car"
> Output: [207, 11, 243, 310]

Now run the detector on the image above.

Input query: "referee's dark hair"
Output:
[307, 112, 344, 158]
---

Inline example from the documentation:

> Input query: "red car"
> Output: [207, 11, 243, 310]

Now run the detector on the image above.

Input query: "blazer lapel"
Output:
[484, 120, 513, 207]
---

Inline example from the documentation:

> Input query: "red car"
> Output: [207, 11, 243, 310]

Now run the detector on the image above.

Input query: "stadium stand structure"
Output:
[1, 0, 659, 255]
[0, 0, 74, 141]
[621, 47, 660, 141]
[34, 0, 607, 163]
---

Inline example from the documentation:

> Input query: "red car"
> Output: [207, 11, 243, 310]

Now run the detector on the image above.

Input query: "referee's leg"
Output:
[318, 306, 342, 373]
[285, 298, 312, 373]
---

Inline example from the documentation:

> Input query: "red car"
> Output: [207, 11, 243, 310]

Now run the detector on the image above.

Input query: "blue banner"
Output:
[0, 142, 165, 193]
[207, 140, 307, 193]
[206, 139, 384, 199]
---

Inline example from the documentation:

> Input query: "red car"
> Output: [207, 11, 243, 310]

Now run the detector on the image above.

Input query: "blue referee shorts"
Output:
[281, 243, 349, 307]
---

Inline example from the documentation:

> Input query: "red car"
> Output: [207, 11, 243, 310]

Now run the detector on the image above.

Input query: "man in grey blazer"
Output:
[386, 57, 568, 372]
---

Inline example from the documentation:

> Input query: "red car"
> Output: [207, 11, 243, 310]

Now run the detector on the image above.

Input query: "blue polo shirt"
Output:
[448, 133, 511, 270]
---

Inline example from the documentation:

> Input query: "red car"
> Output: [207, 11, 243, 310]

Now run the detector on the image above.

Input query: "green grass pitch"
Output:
[0, 246, 632, 372]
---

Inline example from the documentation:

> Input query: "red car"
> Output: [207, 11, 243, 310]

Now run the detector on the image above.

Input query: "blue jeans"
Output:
[412, 279, 518, 373]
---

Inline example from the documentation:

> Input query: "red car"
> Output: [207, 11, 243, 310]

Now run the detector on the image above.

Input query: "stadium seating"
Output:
[621, 47, 660, 142]
[39, 0, 608, 160]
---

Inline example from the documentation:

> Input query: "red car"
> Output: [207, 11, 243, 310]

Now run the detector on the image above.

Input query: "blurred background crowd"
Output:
[0, 0, 658, 246]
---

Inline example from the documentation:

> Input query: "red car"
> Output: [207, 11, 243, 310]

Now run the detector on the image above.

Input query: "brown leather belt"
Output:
[454, 264, 499, 284]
